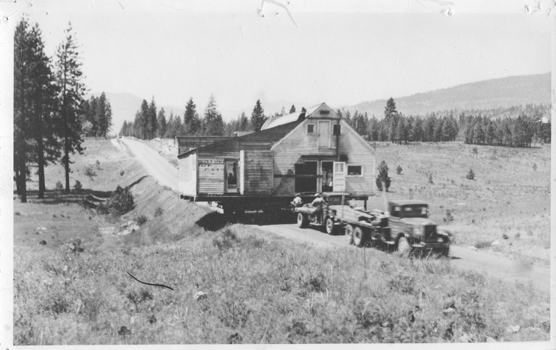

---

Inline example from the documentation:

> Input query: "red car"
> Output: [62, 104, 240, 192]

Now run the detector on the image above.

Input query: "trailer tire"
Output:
[345, 224, 354, 245]
[325, 217, 336, 235]
[353, 226, 367, 247]
[297, 213, 308, 228]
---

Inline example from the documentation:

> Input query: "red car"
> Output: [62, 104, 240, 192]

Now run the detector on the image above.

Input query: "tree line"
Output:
[14, 18, 96, 202]
[119, 97, 299, 139]
[81, 92, 113, 137]
[340, 98, 550, 146]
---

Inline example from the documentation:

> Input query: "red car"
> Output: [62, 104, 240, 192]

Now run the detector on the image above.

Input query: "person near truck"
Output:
[291, 193, 303, 207]
[311, 193, 326, 222]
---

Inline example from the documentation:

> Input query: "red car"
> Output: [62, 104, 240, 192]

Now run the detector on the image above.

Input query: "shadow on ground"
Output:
[195, 210, 297, 231]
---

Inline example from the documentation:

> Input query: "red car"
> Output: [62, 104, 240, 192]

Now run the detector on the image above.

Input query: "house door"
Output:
[321, 161, 333, 192]
[295, 161, 317, 193]
[225, 160, 239, 193]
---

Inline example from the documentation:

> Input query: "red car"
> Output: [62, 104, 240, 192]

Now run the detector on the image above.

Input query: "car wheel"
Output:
[397, 236, 411, 256]
[345, 224, 354, 245]
[297, 213, 308, 228]
[353, 226, 367, 247]
[325, 217, 335, 235]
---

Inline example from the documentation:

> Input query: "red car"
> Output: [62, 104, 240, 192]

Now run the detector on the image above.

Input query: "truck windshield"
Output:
[401, 205, 428, 218]
[327, 196, 352, 205]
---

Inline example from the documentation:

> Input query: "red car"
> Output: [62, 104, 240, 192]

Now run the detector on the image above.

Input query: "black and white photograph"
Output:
[1, 0, 554, 348]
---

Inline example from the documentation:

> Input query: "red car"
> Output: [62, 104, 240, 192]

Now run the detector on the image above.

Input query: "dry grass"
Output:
[369, 142, 550, 265]
[13, 139, 550, 345]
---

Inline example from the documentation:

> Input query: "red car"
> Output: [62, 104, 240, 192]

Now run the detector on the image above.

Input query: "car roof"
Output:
[389, 200, 429, 206]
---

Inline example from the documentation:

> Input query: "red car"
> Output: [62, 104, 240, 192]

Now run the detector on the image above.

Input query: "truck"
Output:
[385, 200, 451, 256]
[294, 195, 451, 256]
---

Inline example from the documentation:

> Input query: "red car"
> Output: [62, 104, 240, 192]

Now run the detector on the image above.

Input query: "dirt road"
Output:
[258, 224, 551, 294]
[117, 138, 551, 294]
[117, 137, 179, 192]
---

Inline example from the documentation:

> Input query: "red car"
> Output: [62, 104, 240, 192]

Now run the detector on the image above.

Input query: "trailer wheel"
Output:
[353, 226, 367, 247]
[345, 224, 354, 245]
[397, 236, 411, 256]
[297, 213, 308, 228]
[325, 217, 336, 235]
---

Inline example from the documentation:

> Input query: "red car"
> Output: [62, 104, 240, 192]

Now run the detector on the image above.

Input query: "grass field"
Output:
[369, 142, 551, 265]
[13, 139, 551, 345]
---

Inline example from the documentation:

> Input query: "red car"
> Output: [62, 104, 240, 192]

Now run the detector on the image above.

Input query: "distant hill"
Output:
[344, 72, 551, 118]
[89, 92, 185, 134]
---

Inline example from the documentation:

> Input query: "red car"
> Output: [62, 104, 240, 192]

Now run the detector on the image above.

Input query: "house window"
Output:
[333, 124, 341, 135]
[347, 165, 363, 176]
[307, 124, 315, 134]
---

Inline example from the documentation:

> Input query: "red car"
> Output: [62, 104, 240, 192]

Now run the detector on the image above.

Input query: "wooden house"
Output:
[177, 103, 376, 211]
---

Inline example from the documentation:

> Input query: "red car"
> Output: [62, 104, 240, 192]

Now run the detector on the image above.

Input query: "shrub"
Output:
[55, 181, 64, 191]
[84, 165, 97, 181]
[95, 160, 101, 170]
[73, 180, 83, 192]
[136, 215, 147, 226]
[120, 170, 125, 176]
[472, 147, 478, 155]
[396, 165, 403, 175]
[466, 169, 475, 180]
[100, 185, 135, 216]
[154, 207, 163, 217]
[532, 163, 537, 171]
[428, 173, 434, 184]
[375, 160, 391, 192]
[443, 209, 454, 223]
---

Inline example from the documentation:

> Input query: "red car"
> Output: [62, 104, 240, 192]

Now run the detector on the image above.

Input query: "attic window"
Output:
[319, 110, 330, 115]
[307, 124, 315, 134]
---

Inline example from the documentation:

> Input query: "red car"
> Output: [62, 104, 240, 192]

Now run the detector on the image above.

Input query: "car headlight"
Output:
[413, 227, 421, 236]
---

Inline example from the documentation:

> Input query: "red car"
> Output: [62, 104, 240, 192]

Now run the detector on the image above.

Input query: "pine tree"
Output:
[166, 112, 174, 138]
[139, 99, 149, 139]
[157, 107, 167, 138]
[55, 22, 87, 193]
[203, 95, 224, 135]
[251, 99, 267, 131]
[148, 98, 157, 139]
[289, 105, 296, 113]
[184, 97, 201, 135]
[473, 122, 485, 145]
[384, 97, 397, 121]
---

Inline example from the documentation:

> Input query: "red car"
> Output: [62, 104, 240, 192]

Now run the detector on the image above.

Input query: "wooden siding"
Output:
[271, 117, 374, 196]
[243, 151, 273, 195]
[198, 158, 225, 194]
[178, 153, 197, 196]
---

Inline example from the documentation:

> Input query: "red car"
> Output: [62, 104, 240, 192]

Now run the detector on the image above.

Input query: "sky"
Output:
[0, 0, 553, 117]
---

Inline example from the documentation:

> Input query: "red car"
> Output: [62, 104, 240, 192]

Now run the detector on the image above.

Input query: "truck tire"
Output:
[325, 217, 336, 235]
[353, 226, 367, 247]
[297, 213, 308, 228]
[397, 236, 411, 255]
[345, 224, 354, 245]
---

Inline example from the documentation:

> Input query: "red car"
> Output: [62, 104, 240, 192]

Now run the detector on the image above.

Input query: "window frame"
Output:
[306, 123, 315, 135]
[346, 165, 363, 177]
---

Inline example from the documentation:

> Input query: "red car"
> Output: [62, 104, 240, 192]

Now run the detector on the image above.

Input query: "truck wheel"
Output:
[397, 236, 411, 256]
[345, 224, 354, 245]
[297, 213, 308, 228]
[325, 217, 336, 235]
[353, 227, 367, 247]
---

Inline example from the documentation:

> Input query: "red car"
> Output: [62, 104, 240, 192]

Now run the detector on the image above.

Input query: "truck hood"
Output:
[400, 218, 436, 226]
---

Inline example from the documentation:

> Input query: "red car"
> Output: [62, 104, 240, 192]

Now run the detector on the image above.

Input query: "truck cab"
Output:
[388, 200, 450, 255]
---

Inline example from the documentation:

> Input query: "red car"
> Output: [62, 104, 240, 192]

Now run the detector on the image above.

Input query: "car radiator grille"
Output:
[424, 225, 437, 242]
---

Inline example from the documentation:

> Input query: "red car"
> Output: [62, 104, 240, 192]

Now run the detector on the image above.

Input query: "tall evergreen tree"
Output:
[239, 111, 249, 131]
[289, 105, 296, 113]
[157, 107, 167, 138]
[203, 94, 224, 136]
[165, 112, 175, 138]
[55, 23, 87, 193]
[184, 97, 201, 135]
[139, 99, 149, 139]
[251, 99, 267, 131]
[148, 97, 157, 139]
